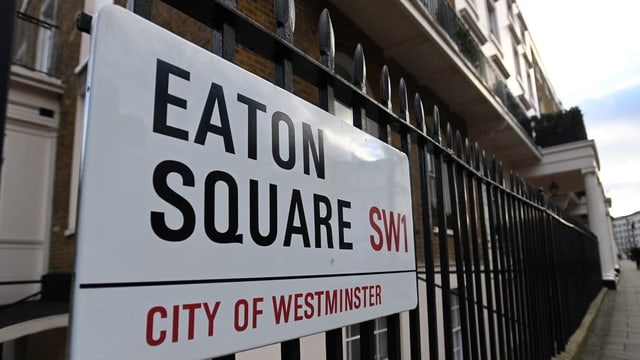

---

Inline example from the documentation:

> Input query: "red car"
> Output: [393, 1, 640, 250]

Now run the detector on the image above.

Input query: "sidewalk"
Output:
[581, 260, 640, 360]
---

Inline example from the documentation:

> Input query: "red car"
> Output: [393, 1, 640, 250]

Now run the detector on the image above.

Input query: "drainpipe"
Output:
[0, 0, 18, 193]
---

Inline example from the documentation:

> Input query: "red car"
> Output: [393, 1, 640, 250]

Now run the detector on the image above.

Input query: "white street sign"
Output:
[70, 5, 416, 359]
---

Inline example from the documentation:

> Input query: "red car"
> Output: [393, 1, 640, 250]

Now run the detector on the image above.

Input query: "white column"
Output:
[582, 167, 616, 285]
[607, 216, 620, 272]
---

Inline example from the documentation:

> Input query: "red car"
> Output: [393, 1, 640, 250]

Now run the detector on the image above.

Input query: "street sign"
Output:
[70, 5, 416, 359]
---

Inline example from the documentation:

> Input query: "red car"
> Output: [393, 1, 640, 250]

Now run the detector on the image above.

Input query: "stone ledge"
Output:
[552, 288, 608, 360]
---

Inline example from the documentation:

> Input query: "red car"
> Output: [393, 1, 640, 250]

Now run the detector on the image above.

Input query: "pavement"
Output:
[581, 260, 640, 360]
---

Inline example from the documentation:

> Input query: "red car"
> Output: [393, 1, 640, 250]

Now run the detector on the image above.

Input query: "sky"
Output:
[517, 0, 640, 217]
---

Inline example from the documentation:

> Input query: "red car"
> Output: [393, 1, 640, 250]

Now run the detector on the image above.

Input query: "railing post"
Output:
[274, 0, 294, 91]
[416, 94, 440, 360]
[446, 128, 472, 360]
[351, 44, 366, 131]
[317, 9, 343, 360]
[213, 0, 237, 62]
[127, 0, 153, 19]
[274, 1, 298, 358]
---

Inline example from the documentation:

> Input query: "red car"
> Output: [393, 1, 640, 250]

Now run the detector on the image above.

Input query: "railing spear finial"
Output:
[399, 78, 408, 122]
[275, 0, 295, 40]
[380, 65, 391, 110]
[455, 130, 464, 162]
[432, 106, 441, 144]
[473, 143, 481, 173]
[490, 156, 498, 182]
[414, 94, 426, 134]
[318, 9, 334, 71]
[445, 123, 454, 151]
[353, 44, 366, 92]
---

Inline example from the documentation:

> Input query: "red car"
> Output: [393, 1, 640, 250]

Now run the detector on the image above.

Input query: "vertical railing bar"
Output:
[432, 108, 455, 360]
[317, 10, 343, 360]
[515, 184, 529, 360]
[212, 0, 237, 61]
[274, 1, 298, 358]
[274, 0, 294, 91]
[504, 178, 524, 360]
[520, 184, 535, 360]
[515, 186, 533, 360]
[212, 355, 235, 360]
[498, 181, 515, 360]
[382, 74, 401, 360]
[532, 196, 547, 359]
[445, 127, 472, 360]
[478, 151, 498, 360]
[453, 134, 480, 360]
[495, 167, 515, 360]
[550, 212, 567, 352]
[540, 197, 555, 357]
[529, 195, 555, 358]
[378, 66, 392, 144]
[465, 142, 488, 360]
[209, 2, 236, 357]
[416, 96, 440, 360]
[360, 320, 376, 360]
[538, 200, 551, 357]
[545, 210, 559, 354]
[351, 44, 366, 131]
[127, 0, 153, 19]
[387, 314, 402, 360]
[397, 83, 422, 360]
[487, 160, 507, 360]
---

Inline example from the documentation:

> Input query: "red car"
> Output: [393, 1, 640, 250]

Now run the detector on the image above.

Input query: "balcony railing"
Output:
[418, 0, 531, 135]
[11, 11, 58, 77]
[532, 107, 588, 147]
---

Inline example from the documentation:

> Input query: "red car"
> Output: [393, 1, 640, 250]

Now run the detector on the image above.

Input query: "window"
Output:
[36, 0, 56, 73]
[451, 292, 464, 360]
[526, 70, 533, 99]
[345, 318, 388, 360]
[487, 1, 499, 41]
[512, 44, 521, 81]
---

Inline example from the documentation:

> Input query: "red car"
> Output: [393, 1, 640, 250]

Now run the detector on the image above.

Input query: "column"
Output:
[582, 167, 617, 288]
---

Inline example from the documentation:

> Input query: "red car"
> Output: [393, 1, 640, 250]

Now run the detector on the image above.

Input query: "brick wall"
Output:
[47, 0, 472, 271]
[48, 0, 84, 272]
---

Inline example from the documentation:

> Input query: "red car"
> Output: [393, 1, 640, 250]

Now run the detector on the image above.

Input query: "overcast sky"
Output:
[517, 0, 640, 217]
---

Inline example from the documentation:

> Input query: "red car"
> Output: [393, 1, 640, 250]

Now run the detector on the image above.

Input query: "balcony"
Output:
[11, 11, 58, 78]
[533, 107, 588, 147]
[329, 0, 540, 167]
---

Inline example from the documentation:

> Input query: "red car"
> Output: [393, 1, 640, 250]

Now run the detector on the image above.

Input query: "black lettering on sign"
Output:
[302, 123, 325, 179]
[283, 189, 310, 248]
[271, 111, 296, 170]
[237, 93, 267, 161]
[338, 200, 352, 250]
[153, 59, 190, 141]
[195, 82, 235, 154]
[313, 194, 333, 248]
[204, 171, 242, 244]
[150, 160, 196, 241]
[249, 179, 278, 246]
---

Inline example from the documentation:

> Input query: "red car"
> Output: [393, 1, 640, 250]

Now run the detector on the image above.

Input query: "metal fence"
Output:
[119, 1, 602, 359]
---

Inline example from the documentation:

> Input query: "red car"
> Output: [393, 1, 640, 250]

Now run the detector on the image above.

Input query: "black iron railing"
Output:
[418, 0, 531, 135]
[11, 11, 58, 77]
[99, 1, 603, 359]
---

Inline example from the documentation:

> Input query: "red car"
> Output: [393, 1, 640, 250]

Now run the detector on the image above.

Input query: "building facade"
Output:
[0, 0, 614, 359]
[612, 211, 640, 258]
